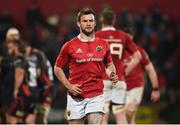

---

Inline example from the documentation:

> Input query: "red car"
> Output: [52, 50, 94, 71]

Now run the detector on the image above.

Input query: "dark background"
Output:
[0, 0, 180, 123]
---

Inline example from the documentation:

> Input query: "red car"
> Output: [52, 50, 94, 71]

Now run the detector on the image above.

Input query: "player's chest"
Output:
[70, 42, 106, 61]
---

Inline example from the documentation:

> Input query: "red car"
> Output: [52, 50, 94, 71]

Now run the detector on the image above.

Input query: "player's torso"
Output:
[67, 37, 108, 98]
[69, 37, 107, 64]
[1, 56, 25, 91]
[26, 51, 41, 87]
[96, 30, 126, 80]
[67, 37, 109, 82]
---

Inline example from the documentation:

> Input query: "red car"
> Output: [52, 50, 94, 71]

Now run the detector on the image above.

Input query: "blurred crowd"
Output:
[0, 4, 180, 123]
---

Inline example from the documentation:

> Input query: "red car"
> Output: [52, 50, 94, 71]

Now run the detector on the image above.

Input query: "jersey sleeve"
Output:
[55, 42, 70, 68]
[139, 47, 150, 66]
[103, 41, 113, 64]
[125, 34, 138, 54]
[14, 56, 26, 69]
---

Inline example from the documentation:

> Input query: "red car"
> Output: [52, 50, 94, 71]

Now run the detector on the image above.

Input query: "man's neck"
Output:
[101, 24, 115, 31]
[78, 32, 95, 42]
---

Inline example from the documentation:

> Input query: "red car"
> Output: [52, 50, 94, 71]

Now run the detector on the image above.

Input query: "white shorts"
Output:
[103, 80, 126, 104]
[126, 87, 144, 105]
[66, 94, 105, 120]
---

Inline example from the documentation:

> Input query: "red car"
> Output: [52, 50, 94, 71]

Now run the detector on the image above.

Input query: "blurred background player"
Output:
[5, 27, 54, 124]
[96, 8, 141, 124]
[1, 39, 27, 124]
[122, 27, 160, 124]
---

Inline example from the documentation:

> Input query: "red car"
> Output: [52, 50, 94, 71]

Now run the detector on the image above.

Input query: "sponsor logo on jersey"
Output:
[76, 48, 83, 53]
[76, 58, 103, 63]
[96, 46, 103, 52]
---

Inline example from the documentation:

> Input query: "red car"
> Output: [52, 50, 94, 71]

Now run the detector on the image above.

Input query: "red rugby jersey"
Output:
[96, 27, 138, 81]
[55, 36, 112, 98]
[123, 46, 150, 90]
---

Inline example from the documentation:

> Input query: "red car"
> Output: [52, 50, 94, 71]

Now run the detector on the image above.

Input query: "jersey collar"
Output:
[101, 26, 116, 31]
[77, 34, 95, 42]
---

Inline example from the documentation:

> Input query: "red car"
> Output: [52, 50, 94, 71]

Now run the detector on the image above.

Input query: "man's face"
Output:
[7, 33, 19, 41]
[77, 14, 96, 36]
[7, 42, 16, 55]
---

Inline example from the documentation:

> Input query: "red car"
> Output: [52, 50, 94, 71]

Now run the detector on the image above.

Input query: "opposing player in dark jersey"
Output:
[5, 27, 54, 124]
[24, 42, 54, 124]
[123, 28, 160, 124]
[54, 8, 118, 124]
[1, 40, 27, 124]
[96, 9, 141, 124]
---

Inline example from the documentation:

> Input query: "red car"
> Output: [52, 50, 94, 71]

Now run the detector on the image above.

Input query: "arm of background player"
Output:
[125, 50, 141, 76]
[144, 62, 160, 102]
[14, 68, 25, 99]
[54, 66, 82, 96]
[106, 62, 118, 83]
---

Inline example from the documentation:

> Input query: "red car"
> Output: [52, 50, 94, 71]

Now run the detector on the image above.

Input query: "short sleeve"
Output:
[125, 34, 138, 54]
[55, 42, 70, 68]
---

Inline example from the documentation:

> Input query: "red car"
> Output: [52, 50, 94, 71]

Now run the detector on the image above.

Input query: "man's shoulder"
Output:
[65, 37, 79, 45]
[115, 29, 127, 35]
[95, 36, 106, 43]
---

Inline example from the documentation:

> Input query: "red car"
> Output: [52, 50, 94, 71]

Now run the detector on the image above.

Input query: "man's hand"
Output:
[110, 72, 118, 84]
[67, 84, 82, 96]
[151, 90, 160, 102]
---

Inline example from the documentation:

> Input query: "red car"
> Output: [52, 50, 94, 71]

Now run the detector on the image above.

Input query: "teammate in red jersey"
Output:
[96, 9, 141, 124]
[123, 28, 160, 124]
[54, 8, 118, 124]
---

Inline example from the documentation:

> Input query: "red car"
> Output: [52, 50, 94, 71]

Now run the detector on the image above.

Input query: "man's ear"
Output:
[77, 22, 80, 27]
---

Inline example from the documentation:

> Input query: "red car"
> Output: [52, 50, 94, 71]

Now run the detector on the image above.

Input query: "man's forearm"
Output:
[54, 66, 71, 89]
[145, 63, 159, 89]
[15, 68, 24, 91]
[106, 62, 116, 78]
[125, 51, 141, 76]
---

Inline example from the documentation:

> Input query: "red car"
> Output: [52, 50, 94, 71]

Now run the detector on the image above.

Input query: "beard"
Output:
[81, 27, 94, 36]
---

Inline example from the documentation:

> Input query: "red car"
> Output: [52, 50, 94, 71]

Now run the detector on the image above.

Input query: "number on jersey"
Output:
[110, 43, 123, 59]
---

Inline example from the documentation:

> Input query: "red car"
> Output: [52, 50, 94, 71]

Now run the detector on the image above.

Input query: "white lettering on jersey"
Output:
[103, 38, 121, 43]
[110, 43, 123, 59]
[76, 58, 103, 63]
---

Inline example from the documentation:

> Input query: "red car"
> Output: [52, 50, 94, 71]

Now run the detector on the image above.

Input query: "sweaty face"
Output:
[7, 34, 20, 42]
[78, 14, 96, 36]
[7, 42, 16, 55]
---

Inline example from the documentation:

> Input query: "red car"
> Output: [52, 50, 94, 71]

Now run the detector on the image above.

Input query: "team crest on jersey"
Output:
[96, 46, 103, 52]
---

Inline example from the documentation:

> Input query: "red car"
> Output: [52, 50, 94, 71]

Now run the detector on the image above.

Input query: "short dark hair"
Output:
[77, 7, 96, 22]
[100, 8, 116, 25]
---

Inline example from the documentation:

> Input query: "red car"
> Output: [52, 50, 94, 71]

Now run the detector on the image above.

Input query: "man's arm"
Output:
[14, 68, 25, 99]
[54, 66, 82, 96]
[124, 51, 141, 76]
[106, 62, 118, 83]
[144, 62, 160, 102]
